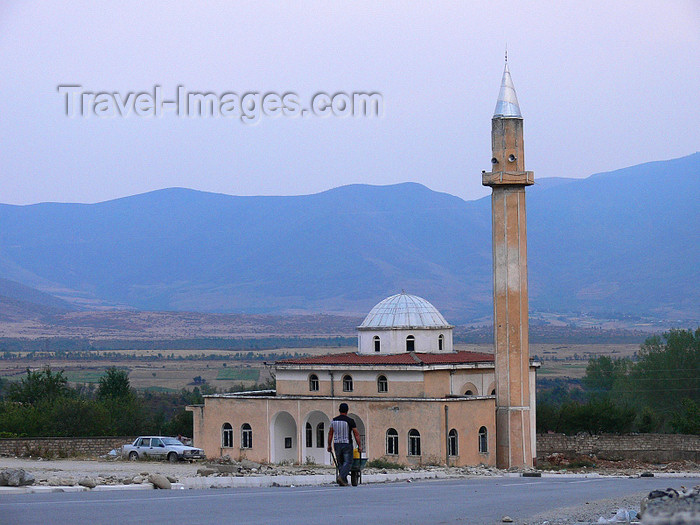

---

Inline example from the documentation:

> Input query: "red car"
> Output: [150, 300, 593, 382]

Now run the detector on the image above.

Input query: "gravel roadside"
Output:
[524, 492, 648, 524]
[0, 457, 205, 480]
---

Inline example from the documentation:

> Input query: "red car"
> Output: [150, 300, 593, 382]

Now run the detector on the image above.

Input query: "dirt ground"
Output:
[2, 456, 698, 485]
[0, 457, 208, 482]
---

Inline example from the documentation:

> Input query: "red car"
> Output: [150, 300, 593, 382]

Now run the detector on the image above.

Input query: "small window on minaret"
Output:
[438, 334, 444, 351]
[373, 336, 381, 352]
[406, 335, 415, 352]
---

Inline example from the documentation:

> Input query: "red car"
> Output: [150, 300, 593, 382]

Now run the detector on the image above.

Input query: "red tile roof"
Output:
[277, 351, 495, 366]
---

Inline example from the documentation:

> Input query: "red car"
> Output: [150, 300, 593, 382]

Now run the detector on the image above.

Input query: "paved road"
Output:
[2, 476, 698, 525]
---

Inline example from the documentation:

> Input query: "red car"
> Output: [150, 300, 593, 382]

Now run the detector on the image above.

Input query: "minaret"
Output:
[482, 56, 535, 468]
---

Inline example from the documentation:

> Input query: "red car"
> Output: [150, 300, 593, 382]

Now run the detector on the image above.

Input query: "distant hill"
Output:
[0, 153, 697, 322]
[0, 278, 74, 321]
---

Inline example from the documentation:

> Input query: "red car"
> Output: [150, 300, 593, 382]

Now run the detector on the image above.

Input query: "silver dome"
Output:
[359, 293, 452, 329]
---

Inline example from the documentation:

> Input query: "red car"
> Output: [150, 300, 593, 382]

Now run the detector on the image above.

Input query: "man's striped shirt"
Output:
[331, 414, 356, 444]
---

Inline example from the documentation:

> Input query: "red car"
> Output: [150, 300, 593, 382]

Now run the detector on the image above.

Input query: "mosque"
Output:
[188, 58, 538, 469]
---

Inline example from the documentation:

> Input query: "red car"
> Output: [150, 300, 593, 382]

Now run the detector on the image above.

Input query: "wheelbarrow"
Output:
[330, 448, 367, 486]
[349, 452, 367, 486]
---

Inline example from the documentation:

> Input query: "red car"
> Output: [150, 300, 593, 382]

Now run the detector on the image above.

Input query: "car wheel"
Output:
[167, 452, 179, 463]
[129, 451, 138, 461]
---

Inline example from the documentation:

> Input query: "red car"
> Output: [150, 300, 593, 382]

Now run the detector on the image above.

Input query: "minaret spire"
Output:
[493, 55, 522, 118]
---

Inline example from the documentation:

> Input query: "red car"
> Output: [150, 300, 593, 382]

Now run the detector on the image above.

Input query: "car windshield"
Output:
[162, 438, 183, 445]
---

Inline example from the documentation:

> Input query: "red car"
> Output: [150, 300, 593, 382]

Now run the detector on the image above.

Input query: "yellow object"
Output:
[353, 448, 360, 459]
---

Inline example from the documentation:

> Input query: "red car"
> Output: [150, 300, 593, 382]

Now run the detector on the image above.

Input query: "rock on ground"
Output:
[0, 468, 35, 486]
[78, 477, 97, 488]
[148, 474, 172, 489]
[641, 485, 700, 525]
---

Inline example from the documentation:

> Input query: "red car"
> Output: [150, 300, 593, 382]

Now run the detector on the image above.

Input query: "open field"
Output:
[0, 342, 642, 391]
[528, 343, 640, 379]
[0, 346, 356, 392]
[0, 308, 667, 342]
[1, 360, 271, 392]
[0, 311, 362, 339]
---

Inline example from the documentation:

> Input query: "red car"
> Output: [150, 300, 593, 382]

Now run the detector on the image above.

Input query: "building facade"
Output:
[189, 293, 538, 467]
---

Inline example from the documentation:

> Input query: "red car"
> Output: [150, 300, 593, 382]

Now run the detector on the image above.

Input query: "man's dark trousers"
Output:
[334, 442, 353, 482]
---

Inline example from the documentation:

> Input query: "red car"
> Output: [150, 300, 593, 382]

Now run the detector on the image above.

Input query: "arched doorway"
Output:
[303, 410, 331, 465]
[270, 411, 297, 464]
[348, 412, 366, 452]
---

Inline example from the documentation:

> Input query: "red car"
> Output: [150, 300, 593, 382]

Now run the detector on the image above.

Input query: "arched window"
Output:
[222, 423, 233, 448]
[465, 389, 473, 396]
[386, 428, 398, 455]
[377, 375, 388, 393]
[342, 374, 353, 392]
[448, 429, 458, 456]
[408, 429, 421, 456]
[478, 426, 488, 453]
[305, 422, 313, 448]
[241, 423, 252, 449]
[373, 335, 381, 353]
[438, 334, 444, 351]
[406, 335, 415, 352]
[309, 374, 319, 392]
[491, 389, 496, 396]
[316, 422, 324, 448]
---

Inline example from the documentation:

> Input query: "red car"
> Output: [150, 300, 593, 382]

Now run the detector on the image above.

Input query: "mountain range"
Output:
[0, 153, 698, 323]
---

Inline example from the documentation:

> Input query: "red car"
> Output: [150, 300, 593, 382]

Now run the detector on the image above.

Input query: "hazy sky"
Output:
[1, 1, 698, 205]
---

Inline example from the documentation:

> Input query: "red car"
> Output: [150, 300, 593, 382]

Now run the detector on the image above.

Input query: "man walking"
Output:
[327, 402, 361, 486]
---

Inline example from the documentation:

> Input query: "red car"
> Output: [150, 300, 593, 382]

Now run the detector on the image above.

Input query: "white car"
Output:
[122, 436, 206, 463]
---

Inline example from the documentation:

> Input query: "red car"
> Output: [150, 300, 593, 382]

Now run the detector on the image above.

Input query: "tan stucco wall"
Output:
[194, 395, 496, 467]
[277, 366, 498, 399]
[277, 369, 427, 397]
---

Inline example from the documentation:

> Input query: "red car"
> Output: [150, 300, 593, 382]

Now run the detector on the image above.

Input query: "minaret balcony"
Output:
[482, 170, 534, 187]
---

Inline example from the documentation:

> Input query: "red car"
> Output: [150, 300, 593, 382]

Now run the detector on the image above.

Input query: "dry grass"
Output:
[0, 343, 640, 390]
[0, 346, 357, 392]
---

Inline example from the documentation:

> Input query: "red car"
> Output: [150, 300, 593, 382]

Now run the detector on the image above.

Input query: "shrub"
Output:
[367, 458, 403, 470]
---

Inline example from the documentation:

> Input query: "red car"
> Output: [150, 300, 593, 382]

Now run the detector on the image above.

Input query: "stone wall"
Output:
[536, 433, 700, 463]
[0, 437, 136, 458]
[2, 434, 697, 463]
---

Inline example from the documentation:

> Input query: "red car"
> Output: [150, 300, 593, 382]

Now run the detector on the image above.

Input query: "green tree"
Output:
[45, 398, 110, 437]
[582, 355, 631, 394]
[97, 367, 133, 401]
[100, 396, 148, 436]
[637, 406, 659, 433]
[629, 329, 700, 415]
[162, 410, 193, 437]
[8, 367, 72, 404]
[536, 401, 561, 433]
[559, 398, 635, 435]
[670, 398, 700, 434]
